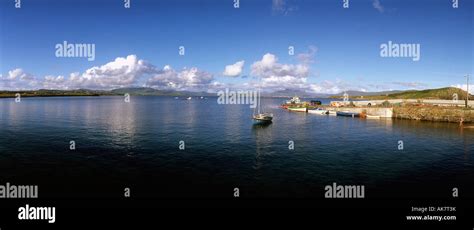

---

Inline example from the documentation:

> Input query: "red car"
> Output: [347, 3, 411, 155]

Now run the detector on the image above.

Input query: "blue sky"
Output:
[0, 0, 472, 93]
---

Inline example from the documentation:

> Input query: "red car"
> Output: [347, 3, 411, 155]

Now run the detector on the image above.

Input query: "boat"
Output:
[308, 108, 328, 115]
[286, 96, 301, 104]
[366, 115, 380, 119]
[253, 113, 273, 124]
[336, 111, 360, 117]
[186, 97, 192, 100]
[252, 83, 273, 124]
[288, 107, 307, 112]
[328, 110, 337, 116]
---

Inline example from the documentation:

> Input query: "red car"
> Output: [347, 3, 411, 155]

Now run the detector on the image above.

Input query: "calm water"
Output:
[0, 96, 473, 199]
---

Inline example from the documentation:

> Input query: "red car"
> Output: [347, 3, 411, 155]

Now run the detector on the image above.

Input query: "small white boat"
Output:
[328, 111, 337, 116]
[308, 108, 328, 115]
[366, 115, 380, 119]
[186, 97, 192, 100]
[288, 107, 307, 112]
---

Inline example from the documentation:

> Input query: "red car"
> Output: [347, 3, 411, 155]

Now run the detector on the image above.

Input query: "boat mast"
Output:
[258, 86, 261, 114]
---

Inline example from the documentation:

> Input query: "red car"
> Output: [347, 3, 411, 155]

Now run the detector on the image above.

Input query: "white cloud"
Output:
[251, 53, 309, 78]
[297, 46, 317, 64]
[391, 81, 428, 89]
[306, 80, 369, 95]
[69, 55, 155, 89]
[146, 65, 213, 91]
[452, 84, 474, 94]
[223, 60, 245, 77]
[272, 0, 297, 15]
[246, 53, 315, 92]
[7, 68, 34, 80]
[0, 68, 39, 90]
[372, 0, 384, 13]
[42, 75, 66, 89]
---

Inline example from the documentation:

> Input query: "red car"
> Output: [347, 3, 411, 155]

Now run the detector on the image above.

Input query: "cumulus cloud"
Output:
[223, 60, 245, 77]
[146, 65, 213, 91]
[306, 80, 369, 95]
[0, 53, 375, 95]
[0, 68, 39, 90]
[69, 55, 156, 89]
[251, 53, 309, 90]
[42, 75, 66, 89]
[372, 0, 384, 13]
[452, 84, 474, 94]
[391, 81, 428, 89]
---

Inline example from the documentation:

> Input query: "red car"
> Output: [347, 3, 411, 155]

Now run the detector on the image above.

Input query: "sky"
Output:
[0, 0, 472, 94]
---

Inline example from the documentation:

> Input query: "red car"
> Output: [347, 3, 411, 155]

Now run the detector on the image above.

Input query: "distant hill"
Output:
[0, 89, 110, 98]
[264, 89, 330, 98]
[0, 87, 214, 98]
[337, 87, 472, 100]
[1, 87, 471, 100]
[332, 90, 404, 97]
[111, 87, 214, 97]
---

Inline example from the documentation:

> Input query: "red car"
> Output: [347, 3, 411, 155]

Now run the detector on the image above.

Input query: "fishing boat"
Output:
[308, 108, 328, 115]
[366, 115, 380, 119]
[286, 96, 301, 104]
[252, 84, 273, 124]
[288, 107, 307, 112]
[336, 111, 360, 117]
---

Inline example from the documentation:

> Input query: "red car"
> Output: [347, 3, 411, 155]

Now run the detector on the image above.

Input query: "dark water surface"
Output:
[0, 96, 473, 199]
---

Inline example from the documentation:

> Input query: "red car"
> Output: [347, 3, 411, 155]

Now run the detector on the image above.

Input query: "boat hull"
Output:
[366, 115, 380, 119]
[308, 109, 328, 115]
[288, 107, 307, 112]
[336, 111, 360, 117]
[253, 113, 273, 124]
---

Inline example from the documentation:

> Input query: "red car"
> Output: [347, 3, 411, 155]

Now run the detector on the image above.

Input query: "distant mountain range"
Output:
[0, 87, 214, 98]
[0, 87, 471, 100]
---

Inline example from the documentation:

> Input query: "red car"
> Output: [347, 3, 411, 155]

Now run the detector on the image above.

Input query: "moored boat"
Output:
[366, 115, 380, 119]
[253, 113, 273, 124]
[308, 108, 328, 115]
[252, 80, 273, 124]
[336, 111, 360, 117]
[328, 110, 337, 116]
[288, 107, 307, 112]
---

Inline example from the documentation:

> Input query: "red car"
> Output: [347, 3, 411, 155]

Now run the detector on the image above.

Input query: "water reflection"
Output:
[252, 122, 273, 170]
